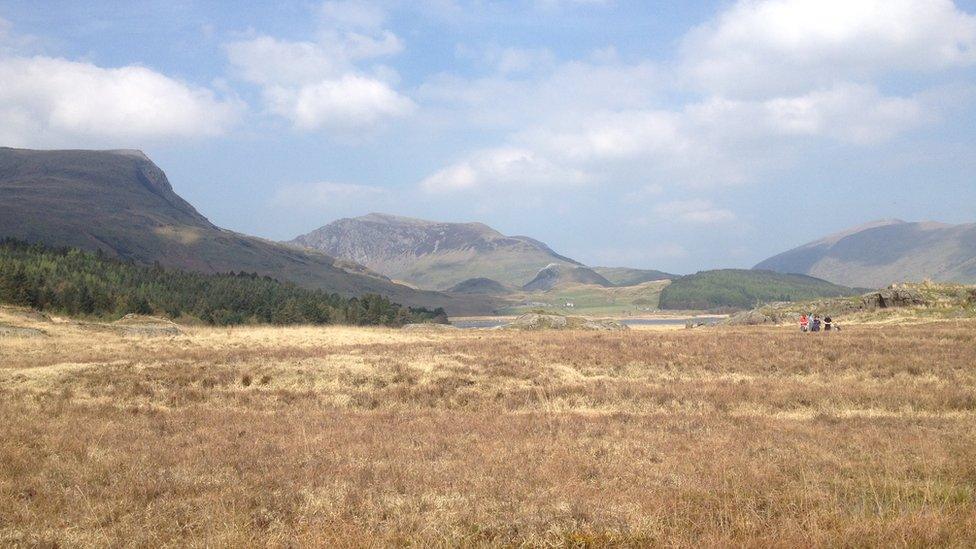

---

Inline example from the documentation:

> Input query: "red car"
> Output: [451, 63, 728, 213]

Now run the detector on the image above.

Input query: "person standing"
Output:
[811, 315, 821, 332]
[824, 316, 832, 332]
[800, 314, 809, 332]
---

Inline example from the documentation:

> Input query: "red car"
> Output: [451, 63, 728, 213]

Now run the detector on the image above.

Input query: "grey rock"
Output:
[725, 310, 777, 326]
[504, 313, 628, 331]
[861, 288, 926, 309]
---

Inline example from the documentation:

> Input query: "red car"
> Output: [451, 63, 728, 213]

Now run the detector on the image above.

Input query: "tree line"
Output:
[0, 239, 447, 327]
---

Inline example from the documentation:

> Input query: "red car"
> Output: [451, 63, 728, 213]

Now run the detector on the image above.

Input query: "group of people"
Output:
[799, 313, 836, 333]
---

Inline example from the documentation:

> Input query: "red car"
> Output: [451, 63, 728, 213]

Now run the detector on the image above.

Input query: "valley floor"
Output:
[1, 317, 975, 546]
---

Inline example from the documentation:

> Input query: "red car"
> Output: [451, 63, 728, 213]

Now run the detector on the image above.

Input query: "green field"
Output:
[499, 280, 670, 316]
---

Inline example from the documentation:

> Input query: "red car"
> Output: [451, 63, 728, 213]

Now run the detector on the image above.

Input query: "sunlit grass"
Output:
[2, 312, 975, 546]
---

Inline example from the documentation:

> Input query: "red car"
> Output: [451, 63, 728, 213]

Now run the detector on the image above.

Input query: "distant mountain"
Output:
[754, 219, 976, 288]
[290, 213, 583, 290]
[447, 277, 511, 295]
[592, 267, 676, 286]
[0, 147, 487, 314]
[659, 269, 856, 310]
[522, 263, 614, 292]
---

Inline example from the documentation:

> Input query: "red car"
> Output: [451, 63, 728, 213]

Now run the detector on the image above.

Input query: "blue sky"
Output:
[2, 0, 975, 274]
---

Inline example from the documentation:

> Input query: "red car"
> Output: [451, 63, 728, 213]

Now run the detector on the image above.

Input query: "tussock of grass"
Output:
[2, 317, 975, 546]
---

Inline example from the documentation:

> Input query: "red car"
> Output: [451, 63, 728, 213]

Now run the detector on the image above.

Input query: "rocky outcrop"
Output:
[860, 288, 926, 309]
[724, 310, 777, 326]
[722, 283, 966, 327]
[504, 313, 628, 331]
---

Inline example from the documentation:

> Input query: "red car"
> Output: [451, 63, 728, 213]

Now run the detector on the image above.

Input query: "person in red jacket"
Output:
[800, 313, 809, 332]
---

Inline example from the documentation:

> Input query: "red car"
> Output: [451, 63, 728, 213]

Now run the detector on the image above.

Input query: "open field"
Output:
[2, 314, 975, 546]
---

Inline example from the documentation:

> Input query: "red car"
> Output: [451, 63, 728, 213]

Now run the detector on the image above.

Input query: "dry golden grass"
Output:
[1, 312, 975, 547]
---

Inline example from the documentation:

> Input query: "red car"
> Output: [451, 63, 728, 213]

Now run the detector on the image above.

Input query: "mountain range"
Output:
[9, 147, 965, 316]
[755, 219, 976, 288]
[290, 213, 583, 290]
[0, 147, 488, 315]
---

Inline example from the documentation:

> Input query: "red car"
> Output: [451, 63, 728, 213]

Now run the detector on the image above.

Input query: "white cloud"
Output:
[265, 74, 414, 131]
[0, 55, 241, 146]
[685, 83, 930, 145]
[485, 47, 555, 74]
[317, 1, 403, 59]
[682, 0, 976, 97]
[225, 1, 412, 132]
[225, 36, 343, 86]
[417, 58, 662, 129]
[760, 84, 927, 143]
[521, 109, 686, 162]
[420, 147, 589, 193]
[536, 0, 612, 9]
[418, 28, 942, 193]
[653, 200, 737, 225]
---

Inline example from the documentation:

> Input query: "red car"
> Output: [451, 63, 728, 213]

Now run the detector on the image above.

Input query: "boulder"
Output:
[861, 288, 926, 309]
[724, 310, 776, 326]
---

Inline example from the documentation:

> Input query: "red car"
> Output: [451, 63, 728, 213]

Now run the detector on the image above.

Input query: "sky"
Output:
[2, 0, 975, 274]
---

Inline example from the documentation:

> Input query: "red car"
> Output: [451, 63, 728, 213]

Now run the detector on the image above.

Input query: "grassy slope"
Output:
[752, 282, 976, 323]
[592, 266, 676, 286]
[500, 280, 671, 316]
[393, 249, 577, 290]
[660, 269, 857, 310]
[754, 220, 976, 287]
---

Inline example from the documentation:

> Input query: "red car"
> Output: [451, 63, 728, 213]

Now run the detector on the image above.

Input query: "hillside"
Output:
[522, 263, 613, 292]
[659, 269, 857, 310]
[726, 282, 976, 325]
[447, 277, 511, 295]
[0, 239, 446, 326]
[592, 267, 676, 286]
[0, 148, 487, 314]
[755, 219, 976, 288]
[501, 279, 671, 316]
[289, 213, 582, 290]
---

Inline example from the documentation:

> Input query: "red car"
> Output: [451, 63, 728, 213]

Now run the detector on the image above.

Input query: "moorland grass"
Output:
[1, 317, 974, 546]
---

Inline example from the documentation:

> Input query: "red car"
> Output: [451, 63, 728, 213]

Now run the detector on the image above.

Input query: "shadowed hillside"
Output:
[522, 263, 613, 292]
[755, 219, 976, 288]
[0, 148, 490, 314]
[592, 266, 676, 286]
